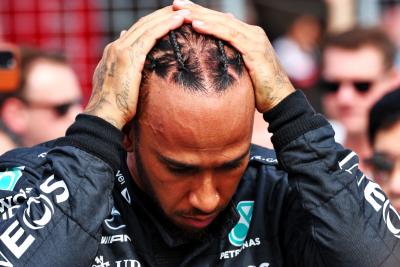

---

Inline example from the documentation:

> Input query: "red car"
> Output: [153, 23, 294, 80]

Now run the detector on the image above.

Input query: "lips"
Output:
[180, 214, 218, 229]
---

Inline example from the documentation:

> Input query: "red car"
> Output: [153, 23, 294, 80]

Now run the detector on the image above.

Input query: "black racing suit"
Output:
[0, 91, 399, 267]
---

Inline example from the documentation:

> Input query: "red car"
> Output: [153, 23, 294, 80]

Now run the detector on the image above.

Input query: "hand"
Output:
[173, 0, 295, 113]
[84, 6, 190, 129]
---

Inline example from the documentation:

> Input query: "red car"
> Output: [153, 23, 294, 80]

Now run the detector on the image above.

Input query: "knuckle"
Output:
[141, 29, 151, 38]
[230, 28, 240, 38]
[103, 43, 112, 56]
[108, 42, 120, 54]
[225, 12, 235, 19]
[253, 26, 265, 35]
[136, 16, 146, 25]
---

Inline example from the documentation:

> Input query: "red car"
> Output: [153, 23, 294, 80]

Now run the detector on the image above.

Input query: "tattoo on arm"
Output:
[108, 61, 116, 77]
[116, 78, 131, 117]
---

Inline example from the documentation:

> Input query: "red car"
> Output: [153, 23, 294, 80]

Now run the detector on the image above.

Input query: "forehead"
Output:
[138, 74, 254, 151]
[322, 46, 386, 80]
[24, 60, 81, 101]
[375, 121, 400, 156]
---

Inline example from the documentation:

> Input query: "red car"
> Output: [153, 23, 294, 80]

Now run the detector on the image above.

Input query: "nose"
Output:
[66, 103, 83, 120]
[189, 173, 220, 214]
[335, 82, 357, 104]
[387, 164, 400, 198]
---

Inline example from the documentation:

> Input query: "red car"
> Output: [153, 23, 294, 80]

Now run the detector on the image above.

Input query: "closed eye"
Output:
[218, 159, 246, 171]
[166, 164, 199, 175]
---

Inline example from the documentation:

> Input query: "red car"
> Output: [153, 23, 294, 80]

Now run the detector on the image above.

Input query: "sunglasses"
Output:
[20, 98, 82, 117]
[321, 80, 373, 93]
[364, 153, 400, 181]
[365, 153, 394, 172]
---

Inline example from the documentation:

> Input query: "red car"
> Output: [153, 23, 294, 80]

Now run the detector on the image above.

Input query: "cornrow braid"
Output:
[217, 40, 229, 74]
[140, 25, 245, 96]
[232, 52, 243, 76]
[146, 54, 157, 70]
[169, 30, 186, 71]
[211, 40, 235, 91]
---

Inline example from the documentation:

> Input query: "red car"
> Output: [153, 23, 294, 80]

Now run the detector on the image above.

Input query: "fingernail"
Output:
[120, 30, 127, 37]
[176, 0, 192, 5]
[173, 14, 184, 20]
[193, 20, 205, 27]
[176, 9, 191, 16]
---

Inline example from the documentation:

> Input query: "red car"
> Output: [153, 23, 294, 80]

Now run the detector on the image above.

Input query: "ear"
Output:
[122, 123, 134, 152]
[386, 68, 400, 89]
[1, 97, 29, 135]
[122, 134, 134, 152]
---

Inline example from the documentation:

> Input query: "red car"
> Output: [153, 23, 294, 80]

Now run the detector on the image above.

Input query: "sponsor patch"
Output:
[0, 167, 24, 191]
[228, 201, 254, 247]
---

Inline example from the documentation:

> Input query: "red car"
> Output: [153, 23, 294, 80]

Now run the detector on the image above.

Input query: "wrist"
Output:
[256, 83, 295, 113]
[83, 106, 127, 130]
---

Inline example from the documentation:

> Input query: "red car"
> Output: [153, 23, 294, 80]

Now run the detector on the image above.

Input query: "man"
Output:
[0, 1, 399, 266]
[0, 43, 19, 154]
[367, 88, 400, 213]
[0, 129, 16, 154]
[321, 27, 400, 169]
[0, 47, 83, 149]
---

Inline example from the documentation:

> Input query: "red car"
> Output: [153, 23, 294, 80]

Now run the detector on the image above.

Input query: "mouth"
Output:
[180, 214, 218, 229]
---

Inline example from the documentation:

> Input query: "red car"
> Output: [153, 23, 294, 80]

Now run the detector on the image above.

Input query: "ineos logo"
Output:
[383, 200, 400, 238]
[0, 174, 70, 260]
[22, 195, 54, 230]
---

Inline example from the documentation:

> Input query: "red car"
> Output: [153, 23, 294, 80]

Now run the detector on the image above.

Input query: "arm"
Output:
[0, 115, 122, 267]
[173, 1, 400, 265]
[264, 90, 400, 266]
[0, 7, 189, 266]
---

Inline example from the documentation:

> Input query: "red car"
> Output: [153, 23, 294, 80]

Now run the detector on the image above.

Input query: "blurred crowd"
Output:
[1, 0, 400, 211]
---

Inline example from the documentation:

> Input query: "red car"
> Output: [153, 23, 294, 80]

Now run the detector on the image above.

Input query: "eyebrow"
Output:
[157, 148, 250, 170]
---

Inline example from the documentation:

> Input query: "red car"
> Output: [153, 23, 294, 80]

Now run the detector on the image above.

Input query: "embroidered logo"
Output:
[0, 167, 24, 191]
[228, 200, 254, 247]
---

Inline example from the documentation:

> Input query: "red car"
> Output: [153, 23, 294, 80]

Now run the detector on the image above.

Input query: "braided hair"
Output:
[142, 25, 244, 93]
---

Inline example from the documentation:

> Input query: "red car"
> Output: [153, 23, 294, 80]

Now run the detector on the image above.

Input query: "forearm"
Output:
[264, 90, 400, 266]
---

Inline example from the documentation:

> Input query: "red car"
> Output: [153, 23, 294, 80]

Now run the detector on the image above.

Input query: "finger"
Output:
[120, 30, 127, 38]
[190, 16, 252, 55]
[122, 6, 173, 38]
[173, 0, 224, 17]
[172, 0, 248, 31]
[118, 9, 190, 48]
[116, 12, 187, 71]
[129, 12, 186, 53]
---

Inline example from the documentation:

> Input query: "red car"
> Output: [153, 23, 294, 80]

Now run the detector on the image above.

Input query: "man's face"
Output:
[322, 46, 395, 137]
[22, 60, 82, 146]
[370, 121, 400, 212]
[128, 73, 255, 233]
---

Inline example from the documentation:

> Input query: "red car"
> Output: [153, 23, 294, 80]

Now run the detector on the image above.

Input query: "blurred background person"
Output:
[381, 1, 400, 71]
[273, 14, 322, 90]
[367, 88, 400, 212]
[0, 42, 19, 154]
[0, 47, 82, 148]
[320, 27, 400, 169]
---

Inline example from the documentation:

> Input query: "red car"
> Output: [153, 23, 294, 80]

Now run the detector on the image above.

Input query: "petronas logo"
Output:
[228, 201, 254, 247]
[0, 167, 24, 191]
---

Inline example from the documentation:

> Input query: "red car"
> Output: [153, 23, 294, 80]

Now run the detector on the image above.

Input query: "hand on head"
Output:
[84, 6, 189, 129]
[84, 1, 295, 130]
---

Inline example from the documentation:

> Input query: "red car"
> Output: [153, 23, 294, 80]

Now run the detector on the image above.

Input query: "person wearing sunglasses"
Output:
[367, 88, 400, 212]
[0, 46, 82, 149]
[321, 27, 400, 170]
